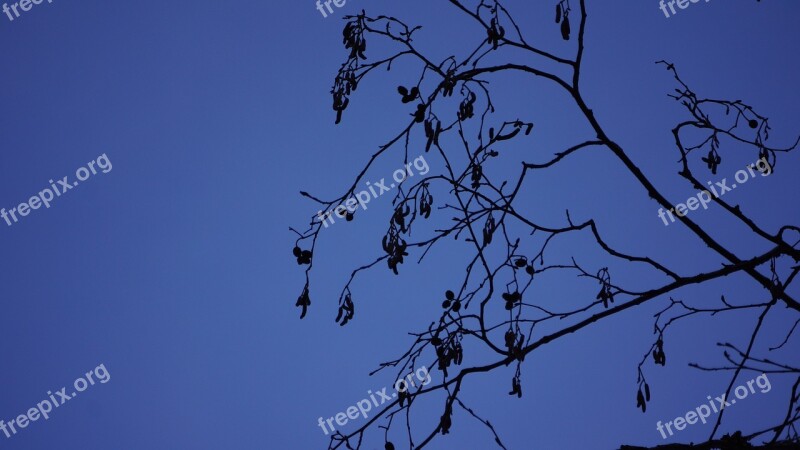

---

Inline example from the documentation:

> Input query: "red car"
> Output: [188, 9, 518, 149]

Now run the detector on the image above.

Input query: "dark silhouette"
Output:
[291, 1, 800, 448]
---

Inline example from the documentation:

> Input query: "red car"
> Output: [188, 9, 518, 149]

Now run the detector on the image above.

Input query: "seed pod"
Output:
[505, 330, 516, 348]
[637, 389, 646, 412]
[645, 383, 651, 401]
[561, 15, 571, 40]
[453, 343, 463, 364]
[556, 4, 562, 23]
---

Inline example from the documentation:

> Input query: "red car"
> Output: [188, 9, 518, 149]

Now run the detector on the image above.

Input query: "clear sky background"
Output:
[0, 0, 798, 449]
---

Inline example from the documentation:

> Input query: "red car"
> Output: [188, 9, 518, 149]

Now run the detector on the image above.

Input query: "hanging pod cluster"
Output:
[652, 337, 667, 366]
[470, 162, 483, 189]
[757, 146, 775, 174]
[292, 245, 312, 318]
[413, 102, 428, 123]
[457, 92, 477, 121]
[502, 290, 522, 310]
[332, 67, 357, 124]
[295, 286, 311, 319]
[342, 19, 367, 60]
[701, 144, 722, 175]
[335, 291, 355, 326]
[441, 71, 457, 97]
[514, 256, 535, 276]
[292, 246, 312, 265]
[596, 268, 615, 308]
[418, 184, 434, 219]
[441, 289, 462, 313]
[486, 16, 506, 49]
[434, 334, 463, 377]
[596, 283, 614, 308]
[482, 213, 496, 246]
[397, 85, 419, 104]
[392, 204, 411, 233]
[331, 17, 367, 124]
[504, 329, 525, 361]
[382, 223, 409, 275]
[424, 118, 442, 152]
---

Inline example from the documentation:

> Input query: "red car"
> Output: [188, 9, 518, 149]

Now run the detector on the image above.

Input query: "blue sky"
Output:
[0, 0, 798, 449]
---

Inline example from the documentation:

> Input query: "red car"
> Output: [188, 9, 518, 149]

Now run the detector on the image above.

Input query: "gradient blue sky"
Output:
[0, 1, 798, 449]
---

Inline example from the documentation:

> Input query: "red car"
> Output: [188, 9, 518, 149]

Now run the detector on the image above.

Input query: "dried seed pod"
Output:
[561, 15, 571, 40]
[505, 330, 516, 349]
[637, 389, 646, 412]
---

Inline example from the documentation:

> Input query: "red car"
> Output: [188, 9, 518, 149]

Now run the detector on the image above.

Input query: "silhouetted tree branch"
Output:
[291, 1, 800, 448]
